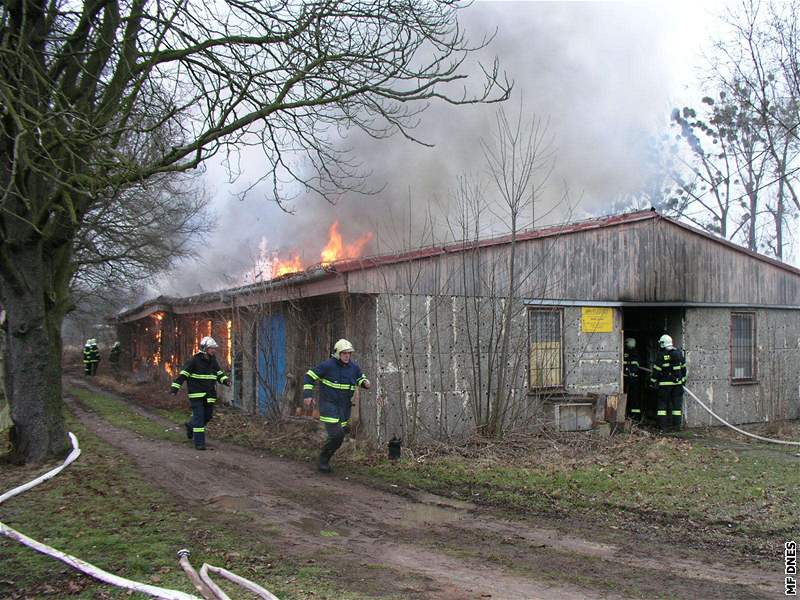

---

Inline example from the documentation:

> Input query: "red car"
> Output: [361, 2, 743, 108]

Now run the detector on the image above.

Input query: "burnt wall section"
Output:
[219, 294, 377, 420]
[117, 309, 234, 403]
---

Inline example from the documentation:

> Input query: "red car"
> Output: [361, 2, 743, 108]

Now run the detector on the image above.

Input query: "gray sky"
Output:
[160, 0, 731, 296]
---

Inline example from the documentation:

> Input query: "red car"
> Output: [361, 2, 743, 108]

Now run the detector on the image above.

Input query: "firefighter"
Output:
[623, 337, 642, 421]
[109, 341, 121, 372]
[303, 339, 370, 473]
[83, 339, 100, 376]
[83, 339, 92, 375]
[170, 336, 230, 450]
[650, 334, 687, 431]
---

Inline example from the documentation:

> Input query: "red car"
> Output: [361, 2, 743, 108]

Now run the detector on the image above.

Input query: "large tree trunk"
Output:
[2, 242, 69, 464]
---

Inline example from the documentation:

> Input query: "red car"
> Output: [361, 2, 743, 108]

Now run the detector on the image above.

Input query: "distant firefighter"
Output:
[623, 337, 642, 421]
[83, 339, 100, 376]
[109, 341, 121, 372]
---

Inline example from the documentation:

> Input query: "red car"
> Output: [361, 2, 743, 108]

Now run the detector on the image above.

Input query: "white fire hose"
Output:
[1, 432, 280, 599]
[638, 367, 800, 447]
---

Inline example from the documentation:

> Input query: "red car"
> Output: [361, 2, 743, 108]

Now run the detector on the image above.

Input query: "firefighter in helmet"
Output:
[303, 339, 370, 473]
[649, 334, 687, 431]
[109, 341, 121, 372]
[623, 337, 642, 421]
[83, 339, 100, 376]
[170, 336, 230, 450]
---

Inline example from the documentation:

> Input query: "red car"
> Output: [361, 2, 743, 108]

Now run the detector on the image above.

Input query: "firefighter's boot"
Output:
[318, 450, 333, 473]
[185, 421, 193, 440]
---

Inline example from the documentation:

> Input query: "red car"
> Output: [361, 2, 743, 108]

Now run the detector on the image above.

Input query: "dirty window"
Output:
[528, 308, 563, 389]
[730, 312, 756, 382]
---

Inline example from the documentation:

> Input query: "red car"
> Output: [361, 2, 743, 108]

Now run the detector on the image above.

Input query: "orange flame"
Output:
[245, 224, 373, 284]
[273, 254, 303, 277]
[226, 320, 232, 367]
[153, 319, 163, 366]
[320, 221, 373, 264]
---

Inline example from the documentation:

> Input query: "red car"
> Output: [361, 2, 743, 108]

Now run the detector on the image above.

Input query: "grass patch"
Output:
[0, 412, 366, 599]
[67, 379, 800, 565]
[68, 386, 177, 442]
[353, 435, 800, 540]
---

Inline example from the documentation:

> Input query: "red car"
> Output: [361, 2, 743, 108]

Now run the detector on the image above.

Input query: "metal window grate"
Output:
[731, 312, 755, 380]
[529, 309, 563, 389]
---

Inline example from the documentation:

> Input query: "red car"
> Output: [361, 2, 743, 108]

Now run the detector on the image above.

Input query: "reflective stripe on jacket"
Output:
[171, 352, 229, 402]
[303, 357, 367, 423]
[83, 345, 100, 364]
[650, 347, 686, 387]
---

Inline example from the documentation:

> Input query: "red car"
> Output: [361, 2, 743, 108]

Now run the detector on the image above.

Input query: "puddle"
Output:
[409, 490, 476, 511]
[403, 491, 475, 525]
[404, 503, 467, 525]
[290, 516, 350, 538]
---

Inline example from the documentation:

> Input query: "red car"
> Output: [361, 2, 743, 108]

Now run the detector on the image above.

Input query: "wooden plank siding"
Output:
[344, 218, 800, 306]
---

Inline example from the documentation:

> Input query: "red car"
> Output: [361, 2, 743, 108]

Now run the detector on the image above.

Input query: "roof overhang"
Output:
[525, 299, 800, 310]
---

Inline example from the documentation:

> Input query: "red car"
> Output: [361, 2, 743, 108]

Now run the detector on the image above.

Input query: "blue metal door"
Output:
[257, 314, 286, 416]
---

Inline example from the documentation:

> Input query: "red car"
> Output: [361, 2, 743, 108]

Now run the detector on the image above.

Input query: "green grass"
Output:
[354, 438, 800, 536]
[0, 413, 366, 599]
[61, 383, 799, 569]
[68, 386, 178, 441]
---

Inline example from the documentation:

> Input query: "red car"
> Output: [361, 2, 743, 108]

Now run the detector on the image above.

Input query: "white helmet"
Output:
[658, 334, 673, 349]
[332, 338, 354, 359]
[624, 338, 636, 349]
[200, 336, 218, 350]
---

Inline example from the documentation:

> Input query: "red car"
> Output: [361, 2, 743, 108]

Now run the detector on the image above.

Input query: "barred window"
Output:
[529, 308, 563, 389]
[731, 312, 756, 382]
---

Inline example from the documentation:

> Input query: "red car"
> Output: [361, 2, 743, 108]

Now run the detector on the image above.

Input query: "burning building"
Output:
[117, 210, 800, 444]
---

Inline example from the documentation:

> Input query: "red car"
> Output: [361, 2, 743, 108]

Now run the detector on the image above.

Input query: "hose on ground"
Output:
[1, 432, 282, 599]
[638, 366, 800, 447]
[682, 384, 800, 447]
[0, 433, 199, 599]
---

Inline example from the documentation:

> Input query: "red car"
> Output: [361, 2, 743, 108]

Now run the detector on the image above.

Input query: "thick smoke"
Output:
[155, 2, 705, 298]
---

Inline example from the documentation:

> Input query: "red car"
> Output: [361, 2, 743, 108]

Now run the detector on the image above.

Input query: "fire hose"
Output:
[0, 432, 280, 599]
[638, 367, 800, 447]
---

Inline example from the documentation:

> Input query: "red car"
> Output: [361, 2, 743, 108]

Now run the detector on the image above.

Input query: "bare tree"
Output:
[665, 0, 800, 259]
[480, 107, 554, 435]
[371, 106, 565, 443]
[71, 172, 211, 306]
[0, 0, 510, 462]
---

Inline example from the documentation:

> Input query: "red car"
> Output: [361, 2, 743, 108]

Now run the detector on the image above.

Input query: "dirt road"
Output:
[67, 394, 780, 599]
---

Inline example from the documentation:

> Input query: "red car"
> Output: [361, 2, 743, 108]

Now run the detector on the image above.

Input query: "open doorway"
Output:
[622, 307, 685, 424]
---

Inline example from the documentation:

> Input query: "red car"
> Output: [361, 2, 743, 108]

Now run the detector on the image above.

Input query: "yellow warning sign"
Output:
[581, 307, 613, 333]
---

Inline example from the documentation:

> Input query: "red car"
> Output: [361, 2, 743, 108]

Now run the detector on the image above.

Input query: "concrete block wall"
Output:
[374, 293, 532, 444]
[684, 307, 800, 426]
[562, 306, 622, 398]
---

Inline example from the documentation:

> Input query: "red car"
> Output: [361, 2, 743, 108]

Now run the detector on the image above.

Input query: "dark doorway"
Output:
[622, 307, 685, 423]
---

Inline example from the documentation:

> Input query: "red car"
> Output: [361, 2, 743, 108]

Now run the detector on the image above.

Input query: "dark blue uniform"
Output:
[624, 347, 641, 420]
[83, 343, 100, 375]
[650, 347, 687, 430]
[304, 357, 368, 466]
[171, 352, 229, 448]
